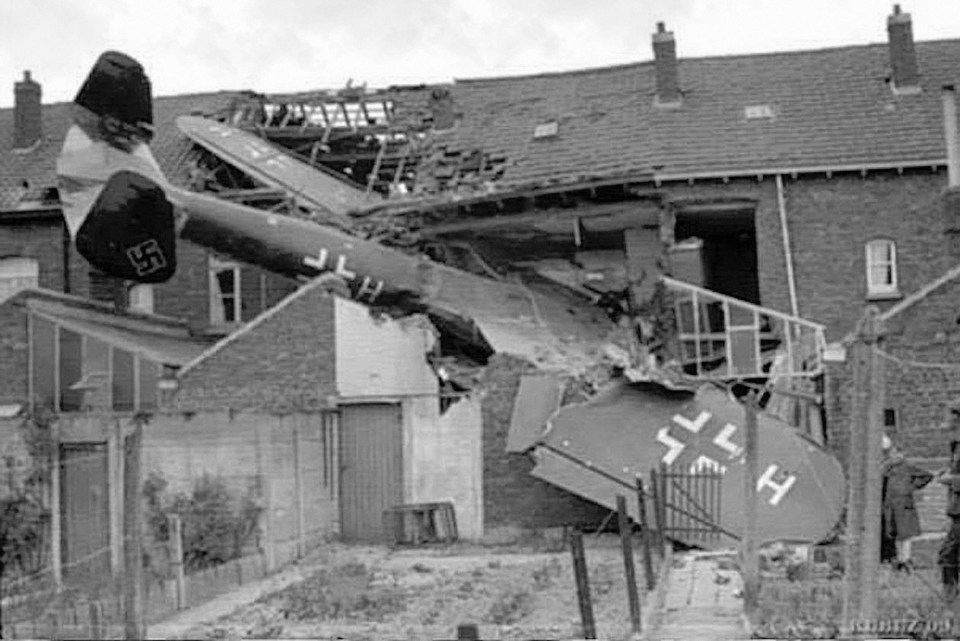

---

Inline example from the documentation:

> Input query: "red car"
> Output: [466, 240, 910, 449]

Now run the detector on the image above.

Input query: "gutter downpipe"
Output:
[775, 174, 799, 317]
[944, 85, 960, 188]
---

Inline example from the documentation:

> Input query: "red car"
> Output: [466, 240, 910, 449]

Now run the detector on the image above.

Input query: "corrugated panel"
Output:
[506, 373, 562, 453]
[339, 403, 402, 542]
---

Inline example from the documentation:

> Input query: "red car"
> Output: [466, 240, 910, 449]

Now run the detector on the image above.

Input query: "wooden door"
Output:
[338, 403, 403, 541]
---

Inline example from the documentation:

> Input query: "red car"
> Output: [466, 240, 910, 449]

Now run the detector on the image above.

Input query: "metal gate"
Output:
[651, 464, 735, 546]
[59, 442, 111, 585]
[338, 403, 403, 542]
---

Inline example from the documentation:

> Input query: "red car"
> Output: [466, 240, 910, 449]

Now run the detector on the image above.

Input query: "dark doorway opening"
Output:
[674, 209, 760, 304]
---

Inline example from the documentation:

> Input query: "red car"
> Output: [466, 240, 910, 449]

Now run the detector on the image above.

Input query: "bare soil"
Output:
[183, 533, 651, 640]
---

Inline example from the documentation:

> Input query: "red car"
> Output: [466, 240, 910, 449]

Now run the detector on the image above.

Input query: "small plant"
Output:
[1, 411, 55, 594]
[487, 588, 533, 625]
[142, 471, 264, 574]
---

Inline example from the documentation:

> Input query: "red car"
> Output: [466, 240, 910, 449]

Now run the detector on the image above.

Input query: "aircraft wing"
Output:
[530, 380, 846, 549]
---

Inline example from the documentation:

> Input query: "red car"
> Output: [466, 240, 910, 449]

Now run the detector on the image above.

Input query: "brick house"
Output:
[230, 5, 960, 530]
[0, 277, 483, 619]
[4, 5, 960, 540]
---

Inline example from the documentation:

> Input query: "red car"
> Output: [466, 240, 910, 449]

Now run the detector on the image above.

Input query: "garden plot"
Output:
[183, 534, 651, 640]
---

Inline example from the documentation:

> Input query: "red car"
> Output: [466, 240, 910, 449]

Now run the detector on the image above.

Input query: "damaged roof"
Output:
[4, 38, 960, 212]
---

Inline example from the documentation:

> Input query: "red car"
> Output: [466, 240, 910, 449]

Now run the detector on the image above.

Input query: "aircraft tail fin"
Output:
[57, 51, 177, 283]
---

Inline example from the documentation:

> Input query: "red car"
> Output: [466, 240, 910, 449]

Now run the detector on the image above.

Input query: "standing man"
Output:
[881, 435, 933, 569]
[936, 436, 960, 599]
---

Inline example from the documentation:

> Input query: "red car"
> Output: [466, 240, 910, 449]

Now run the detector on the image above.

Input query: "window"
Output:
[865, 239, 899, 298]
[209, 257, 241, 325]
[0, 257, 38, 303]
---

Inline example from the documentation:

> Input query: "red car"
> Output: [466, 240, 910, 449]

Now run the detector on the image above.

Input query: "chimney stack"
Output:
[653, 22, 680, 105]
[887, 4, 920, 92]
[14, 70, 42, 149]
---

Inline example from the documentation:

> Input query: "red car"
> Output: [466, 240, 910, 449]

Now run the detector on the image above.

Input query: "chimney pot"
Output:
[887, 5, 920, 91]
[14, 69, 42, 149]
[652, 22, 680, 104]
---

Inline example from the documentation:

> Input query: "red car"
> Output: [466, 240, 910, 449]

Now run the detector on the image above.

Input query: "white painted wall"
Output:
[407, 395, 484, 540]
[334, 298, 484, 539]
[334, 298, 437, 398]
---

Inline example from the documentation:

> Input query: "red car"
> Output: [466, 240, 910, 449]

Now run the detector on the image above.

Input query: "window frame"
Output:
[865, 238, 900, 299]
[209, 256, 242, 325]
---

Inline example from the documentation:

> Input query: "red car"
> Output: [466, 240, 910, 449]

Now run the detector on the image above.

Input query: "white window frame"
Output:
[209, 256, 242, 325]
[865, 239, 899, 298]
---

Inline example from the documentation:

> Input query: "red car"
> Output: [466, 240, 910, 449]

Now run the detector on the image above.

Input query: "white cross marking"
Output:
[657, 427, 685, 465]
[713, 423, 743, 459]
[672, 411, 711, 433]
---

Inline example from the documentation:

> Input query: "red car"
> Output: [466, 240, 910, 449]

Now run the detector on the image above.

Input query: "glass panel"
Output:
[30, 316, 56, 409]
[59, 329, 83, 411]
[112, 348, 135, 411]
[138, 358, 158, 410]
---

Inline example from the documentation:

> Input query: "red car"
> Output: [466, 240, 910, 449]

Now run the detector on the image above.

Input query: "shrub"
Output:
[143, 472, 263, 574]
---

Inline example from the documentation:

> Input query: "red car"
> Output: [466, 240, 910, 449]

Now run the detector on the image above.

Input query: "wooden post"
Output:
[293, 420, 305, 558]
[742, 391, 760, 614]
[123, 421, 144, 640]
[636, 477, 656, 590]
[617, 494, 642, 634]
[569, 531, 597, 640]
[650, 467, 665, 556]
[170, 514, 185, 610]
[89, 600, 104, 640]
[255, 421, 275, 571]
[841, 306, 883, 632]
[50, 438, 62, 589]
[859, 307, 885, 622]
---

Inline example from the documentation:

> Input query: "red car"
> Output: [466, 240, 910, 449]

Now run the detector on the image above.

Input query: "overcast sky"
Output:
[1, 0, 959, 108]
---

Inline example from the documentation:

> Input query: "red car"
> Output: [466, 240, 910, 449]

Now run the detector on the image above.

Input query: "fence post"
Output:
[89, 600, 104, 640]
[742, 391, 760, 614]
[617, 494, 642, 635]
[842, 306, 883, 633]
[859, 308, 886, 623]
[569, 530, 596, 640]
[650, 467, 665, 555]
[170, 514, 185, 610]
[123, 421, 145, 640]
[255, 421, 275, 572]
[293, 419, 305, 558]
[51, 439, 62, 590]
[636, 477, 656, 590]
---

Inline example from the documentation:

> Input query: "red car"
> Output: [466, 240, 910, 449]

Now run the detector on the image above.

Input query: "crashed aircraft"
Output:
[57, 50, 845, 550]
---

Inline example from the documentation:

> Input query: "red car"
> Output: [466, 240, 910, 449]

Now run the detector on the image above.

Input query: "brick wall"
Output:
[824, 266, 960, 466]
[171, 282, 336, 413]
[479, 353, 610, 530]
[659, 170, 952, 341]
[154, 240, 299, 331]
[0, 304, 28, 405]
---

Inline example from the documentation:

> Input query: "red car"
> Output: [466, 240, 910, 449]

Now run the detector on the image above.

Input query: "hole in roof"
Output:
[21, 180, 30, 190]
